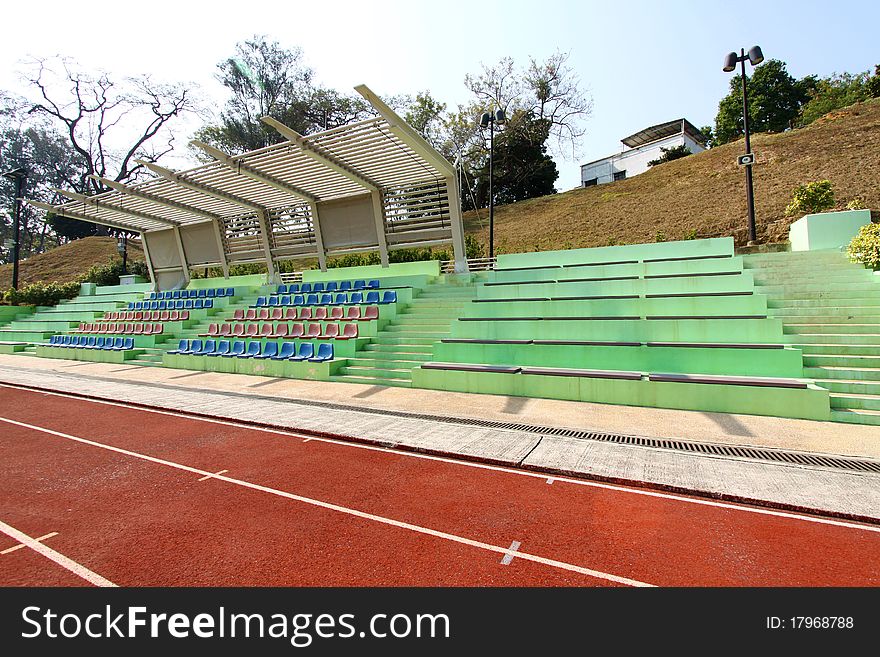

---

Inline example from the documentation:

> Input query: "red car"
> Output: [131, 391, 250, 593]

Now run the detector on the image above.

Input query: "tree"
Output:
[698, 125, 715, 149]
[868, 65, 880, 98]
[797, 70, 873, 126]
[647, 144, 692, 167]
[404, 91, 447, 147]
[194, 36, 374, 155]
[713, 59, 815, 145]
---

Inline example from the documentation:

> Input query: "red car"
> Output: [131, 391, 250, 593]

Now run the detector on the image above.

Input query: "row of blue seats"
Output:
[168, 339, 333, 362]
[47, 335, 135, 350]
[129, 299, 214, 310]
[255, 291, 397, 308]
[146, 288, 234, 300]
[278, 280, 379, 294]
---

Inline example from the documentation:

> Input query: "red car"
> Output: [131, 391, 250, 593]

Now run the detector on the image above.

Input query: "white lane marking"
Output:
[3, 384, 879, 535]
[546, 478, 555, 485]
[1, 531, 58, 554]
[303, 438, 313, 443]
[0, 415, 652, 588]
[197, 469, 228, 482]
[500, 540, 521, 565]
[0, 520, 115, 587]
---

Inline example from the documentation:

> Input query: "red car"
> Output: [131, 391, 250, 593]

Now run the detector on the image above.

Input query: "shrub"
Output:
[83, 257, 151, 286]
[683, 229, 699, 240]
[785, 180, 835, 216]
[3, 281, 81, 307]
[654, 231, 667, 242]
[846, 198, 866, 211]
[847, 222, 880, 269]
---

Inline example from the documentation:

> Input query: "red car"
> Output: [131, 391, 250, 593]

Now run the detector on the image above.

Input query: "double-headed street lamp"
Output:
[479, 108, 506, 260]
[2, 167, 28, 290]
[723, 45, 764, 244]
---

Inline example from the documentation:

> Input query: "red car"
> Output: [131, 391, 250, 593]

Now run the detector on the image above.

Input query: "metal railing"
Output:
[440, 257, 496, 273]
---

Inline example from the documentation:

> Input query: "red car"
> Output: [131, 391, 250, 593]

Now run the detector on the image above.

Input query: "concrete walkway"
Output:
[0, 353, 878, 522]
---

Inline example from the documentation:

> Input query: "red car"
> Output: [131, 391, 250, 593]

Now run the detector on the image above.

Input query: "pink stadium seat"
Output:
[330, 306, 345, 320]
[245, 308, 257, 321]
[361, 306, 379, 321]
[298, 307, 312, 321]
[245, 323, 259, 337]
[169, 310, 180, 321]
[305, 323, 321, 338]
[203, 323, 218, 337]
[180, 311, 190, 321]
[133, 323, 144, 335]
[231, 323, 245, 336]
[285, 308, 298, 320]
[123, 323, 134, 335]
[219, 323, 231, 336]
[338, 323, 358, 340]
[322, 323, 340, 339]
[134, 311, 143, 321]
[313, 307, 328, 320]
[271, 322, 289, 338]
[260, 323, 274, 337]
[233, 308, 245, 320]
[289, 323, 305, 338]
[271, 308, 283, 320]
[345, 306, 361, 321]
[160, 311, 170, 322]
[153, 323, 163, 334]
[258, 308, 270, 321]
[143, 324, 154, 335]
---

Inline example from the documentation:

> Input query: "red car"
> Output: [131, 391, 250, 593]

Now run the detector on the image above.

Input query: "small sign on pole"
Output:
[737, 153, 755, 166]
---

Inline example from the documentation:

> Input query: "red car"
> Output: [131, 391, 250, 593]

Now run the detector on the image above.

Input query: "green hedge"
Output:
[3, 281, 82, 306]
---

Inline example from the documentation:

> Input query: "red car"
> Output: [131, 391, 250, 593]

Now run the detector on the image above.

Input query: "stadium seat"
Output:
[271, 308, 283, 320]
[174, 300, 184, 310]
[198, 289, 207, 298]
[306, 294, 319, 306]
[121, 337, 135, 350]
[305, 323, 322, 338]
[169, 310, 180, 321]
[290, 342, 314, 361]
[320, 293, 334, 305]
[289, 294, 303, 307]
[86, 336, 97, 348]
[267, 296, 279, 307]
[197, 339, 217, 356]
[153, 323, 163, 334]
[255, 342, 278, 359]
[367, 279, 380, 289]
[273, 341, 296, 360]
[201, 323, 219, 337]
[207, 289, 215, 298]
[245, 309, 257, 321]
[224, 340, 246, 358]
[231, 323, 245, 336]
[241, 342, 262, 358]
[325, 281, 338, 292]
[255, 296, 267, 307]
[339, 281, 352, 291]
[361, 306, 379, 321]
[271, 323, 289, 338]
[288, 284, 300, 294]
[345, 306, 361, 321]
[277, 284, 288, 295]
[142, 324, 154, 336]
[285, 308, 298, 320]
[61, 335, 72, 346]
[380, 291, 397, 304]
[258, 308, 270, 321]
[150, 301, 159, 310]
[330, 306, 345, 320]
[184, 300, 194, 309]
[208, 340, 230, 357]
[94, 337, 105, 349]
[225, 288, 234, 297]
[180, 311, 190, 321]
[289, 323, 305, 338]
[311, 343, 334, 362]
[172, 290, 181, 299]
[322, 323, 340, 339]
[204, 299, 213, 309]
[353, 280, 365, 290]
[347, 292, 364, 305]
[365, 291, 380, 304]
[333, 293, 347, 305]
[260, 323, 274, 337]
[280, 295, 291, 306]
[233, 309, 245, 320]
[218, 323, 232, 336]
[194, 299, 204, 309]
[300, 283, 312, 294]
[313, 282, 325, 292]
[338, 323, 358, 340]
[245, 323, 259, 337]
[313, 307, 328, 321]
[299, 307, 313, 321]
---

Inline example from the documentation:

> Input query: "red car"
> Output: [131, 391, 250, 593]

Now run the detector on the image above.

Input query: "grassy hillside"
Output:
[0, 236, 143, 289]
[464, 98, 880, 253]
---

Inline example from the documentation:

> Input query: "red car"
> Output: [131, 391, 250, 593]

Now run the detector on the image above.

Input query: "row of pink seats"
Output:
[199, 322, 358, 340]
[230, 306, 378, 322]
[102, 310, 190, 322]
[76, 322, 164, 335]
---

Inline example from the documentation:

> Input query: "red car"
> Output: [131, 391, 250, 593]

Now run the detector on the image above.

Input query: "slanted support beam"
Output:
[190, 140, 320, 204]
[256, 210, 278, 283]
[52, 188, 180, 228]
[24, 200, 144, 234]
[444, 176, 469, 273]
[139, 232, 157, 292]
[172, 226, 191, 287]
[212, 218, 230, 279]
[88, 175, 224, 223]
[308, 202, 328, 272]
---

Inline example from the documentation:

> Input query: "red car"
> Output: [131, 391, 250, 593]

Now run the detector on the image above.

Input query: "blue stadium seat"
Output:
[167, 339, 189, 355]
[353, 280, 366, 290]
[288, 283, 300, 294]
[272, 342, 296, 360]
[292, 294, 304, 306]
[184, 339, 202, 355]
[280, 295, 291, 306]
[325, 281, 338, 292]
[333, 293, 347, 305]
[311, 343, 334, 362]
[290, 342, 314, 361]
[277, 284, 288, 295]
[184, 299, 194, 309]
[174, 300, 185, 310]
[267, 296, 279, 307]
[198, 289, 207, 298]
[204, 299, 213, 309]
[365, 291, 380, 304]
[61, 335, 71, 346]
[172, 290, 181, 299]
[121, 338, 135, 350]
[194, 299, 203, 309]
[367, 279, 380, 289]
[107, 337, 125, 350]
[320, 293, 334, 305]
[339, 281, 352, 291]
[300, 283, 312, 294]
[255, 296, 267, 307]
[240, 342, 262, 358]
[94, 337, 105, 349]
[225, 287, 234, 297]
[306, 293, 318, 306]
[347, 292, 364, 305]
[164, 291, 173, 300]
[380, 290, 397, 304]
[224, 340, 246, 358]
[313, 282, 325, 292]
[207, 288, 215, 298]
[197, 339, 216, 355]
[208, 340, 230, 357]
[150, 301, 159, 310]
[86, 336, 97, 348]
[255, 342, 278, 359]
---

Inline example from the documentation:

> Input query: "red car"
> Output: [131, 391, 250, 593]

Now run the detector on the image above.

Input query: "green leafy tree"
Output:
[647, 144, 692, 167]
[797, 71, 873, 126]
[404, 91, 447, 146]
[714, 60, 815, 144]
[868, 65, 880, 98]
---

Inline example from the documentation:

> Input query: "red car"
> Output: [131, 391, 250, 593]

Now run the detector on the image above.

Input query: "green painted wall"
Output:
[789, 209, 872, 252]
[302, 260, 439, 282]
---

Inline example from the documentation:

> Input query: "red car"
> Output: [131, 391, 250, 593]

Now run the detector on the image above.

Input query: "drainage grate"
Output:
[3, 365, 880, 476]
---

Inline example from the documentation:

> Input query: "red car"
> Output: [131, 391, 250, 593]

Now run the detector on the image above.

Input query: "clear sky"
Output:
[1, 0, 878, 190]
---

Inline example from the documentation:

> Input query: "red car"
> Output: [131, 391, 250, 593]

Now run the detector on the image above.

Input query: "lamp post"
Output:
[723, 46, 764, 245]
[2, 167, 28, 290]
[117, 234, 128, 276]
[479, 108, 506, 260]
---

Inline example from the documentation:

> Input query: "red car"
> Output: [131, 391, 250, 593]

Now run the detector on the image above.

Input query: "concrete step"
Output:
[329, 375, 412, 387]
[359, 347, 433, 359]
[371, 336, 439, 346]
[793, 343, 880, 356]
[769, 306, 880, 317]
[346, 357, 425, 369]
[783, 333, 880, 345]
[0, 329, 55, 341]
[380, 329, 450, 338]
[757, 284, 880, 297]
[784, 324, 880, 335]
[782, 315, 880, 324]
[363, 343, 434, 354]
[803, 354, 880, 368]
[752, 271, 873, 283]
[817, 379, 880, 395]
[830, 408, 880, 425]
[769, 297, 880, 309]
[830, 392, 880, 411]
[10, 320, 80, 331]
[805, 366, 880, 381]
[339, 366, 413, 380]
[390, 317, 455, 326]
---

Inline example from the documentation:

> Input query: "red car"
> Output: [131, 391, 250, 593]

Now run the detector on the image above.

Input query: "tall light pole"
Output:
[2, 167, 28, 290]
[117, 234, 128, 276]
[479, 108, 506, 260]
[723, 46, 764, 244]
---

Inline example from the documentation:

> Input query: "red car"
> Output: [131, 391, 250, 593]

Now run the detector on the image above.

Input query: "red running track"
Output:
[0, 385, 878, 587]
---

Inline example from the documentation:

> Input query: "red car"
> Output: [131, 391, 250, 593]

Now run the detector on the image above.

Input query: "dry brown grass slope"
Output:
[0, 236, 144, 289]
[463, 98, 880, 253]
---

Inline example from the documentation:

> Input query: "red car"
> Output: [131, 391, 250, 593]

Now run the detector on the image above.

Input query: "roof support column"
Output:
[212, 218, 230, 279]
[370, 191, 389, 267]
[172, 226, 191, 287]
[445, 176, 469, 273]
[139, 232, 157, 292]
[308, 202, 328, 272]
[256, 210, 278, 283]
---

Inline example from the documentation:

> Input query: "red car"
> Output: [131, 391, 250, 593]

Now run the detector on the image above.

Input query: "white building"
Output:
[580, 118, 706, 187]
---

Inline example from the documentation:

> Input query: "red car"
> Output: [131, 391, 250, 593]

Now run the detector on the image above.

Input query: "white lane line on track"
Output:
[198, 469, 228, 482]
[0, 415, 652, 588]
[1, 531, 58, 554]
[3, 384, 879, 535]
[500, 541, 521, 566]
[0, 520, 115, 587]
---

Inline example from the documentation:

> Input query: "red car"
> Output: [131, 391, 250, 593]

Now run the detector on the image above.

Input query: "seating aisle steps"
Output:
[744, 249, 880, 425]
[330, 275, 482, 387]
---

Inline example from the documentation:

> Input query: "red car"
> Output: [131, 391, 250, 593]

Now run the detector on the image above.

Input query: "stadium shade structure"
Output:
[25, 85, 468, 290]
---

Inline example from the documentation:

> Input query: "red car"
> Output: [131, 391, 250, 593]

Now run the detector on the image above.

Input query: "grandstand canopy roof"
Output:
[621, 118, 706, 149]
[33, 85, 456, 234]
